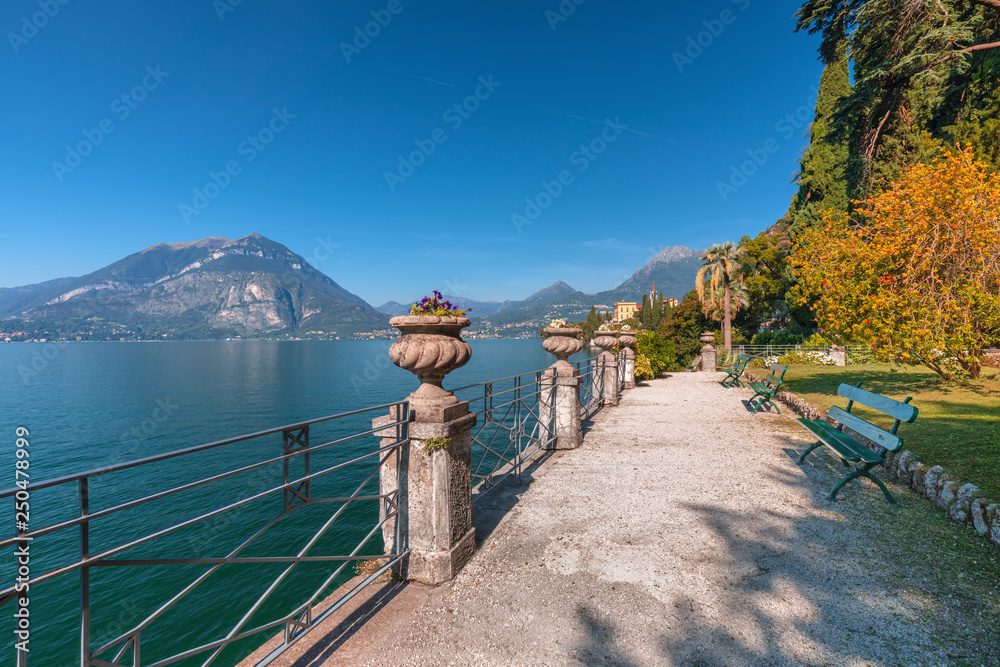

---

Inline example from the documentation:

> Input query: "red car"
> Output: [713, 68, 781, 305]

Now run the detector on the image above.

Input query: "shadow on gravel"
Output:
[471, 450, 554, 547]
[658, 436, 1000, 666]
[575, 605, 639, 667]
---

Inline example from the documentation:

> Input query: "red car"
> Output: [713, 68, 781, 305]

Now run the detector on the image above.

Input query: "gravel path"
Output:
[278, 372, 1000, 667]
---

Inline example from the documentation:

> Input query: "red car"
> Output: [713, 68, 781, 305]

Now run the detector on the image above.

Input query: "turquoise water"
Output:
[0, 340, 591, 665]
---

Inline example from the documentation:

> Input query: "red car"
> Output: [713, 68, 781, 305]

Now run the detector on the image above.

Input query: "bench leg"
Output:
[827, 468, 864, 501]
[753, 396, 780, 414]
[827, 463, 897, 504]
[797, 441, 821, 464]
[860, 463, 897, 504]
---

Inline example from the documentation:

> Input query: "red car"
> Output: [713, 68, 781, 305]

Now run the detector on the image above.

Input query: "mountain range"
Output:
[0, 233, 389, 340]
[0, 235, 704, 341]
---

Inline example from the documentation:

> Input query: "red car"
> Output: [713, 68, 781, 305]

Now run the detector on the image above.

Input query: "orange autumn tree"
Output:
[792, 147, 1000, 380]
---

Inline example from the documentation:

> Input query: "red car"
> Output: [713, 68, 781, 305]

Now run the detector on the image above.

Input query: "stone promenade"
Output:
[256, 372, 1000, 666]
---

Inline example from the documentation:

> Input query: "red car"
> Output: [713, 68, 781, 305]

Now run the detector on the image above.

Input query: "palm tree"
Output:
[696, 242, 745, 351]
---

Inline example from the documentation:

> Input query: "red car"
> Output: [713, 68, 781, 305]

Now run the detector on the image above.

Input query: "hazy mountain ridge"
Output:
[2, 233, 389, 339]
[376, 281, 577, 319]
[469, 247, 703, 336]
[1, 238, 703, 340]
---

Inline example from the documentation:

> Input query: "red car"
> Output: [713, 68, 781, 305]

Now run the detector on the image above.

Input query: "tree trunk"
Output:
[723, 278, 732, 351]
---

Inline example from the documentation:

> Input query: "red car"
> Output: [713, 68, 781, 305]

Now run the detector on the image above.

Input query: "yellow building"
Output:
[614, 301, 639, 321]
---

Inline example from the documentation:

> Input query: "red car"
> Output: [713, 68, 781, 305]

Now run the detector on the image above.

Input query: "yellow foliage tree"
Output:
[792, 147, 1000, 380]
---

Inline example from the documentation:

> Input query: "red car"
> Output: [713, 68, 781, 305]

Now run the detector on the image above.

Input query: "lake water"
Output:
[0, 340, 593, 665]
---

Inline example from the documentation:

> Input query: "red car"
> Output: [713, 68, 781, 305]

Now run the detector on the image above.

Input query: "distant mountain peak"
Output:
[648, 245, 697, 265]
[141, 237, 235, 254]
[522, 281, 577, 304]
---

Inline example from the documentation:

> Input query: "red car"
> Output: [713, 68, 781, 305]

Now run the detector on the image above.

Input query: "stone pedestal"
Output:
[540, 328, 584, 449]
[620, 334, 637, 389]
[539, 364, 583, 450]
[382, 314, 478, 585]
[830, 345, 847, 367]
[374, 403, 477, 585]
[593, 333, 620, 406]
[700, 332, 717, 372]
[406, 403, 477, 584]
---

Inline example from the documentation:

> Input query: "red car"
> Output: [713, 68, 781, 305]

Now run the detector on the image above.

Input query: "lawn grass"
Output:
[778, 363, 1000, 501]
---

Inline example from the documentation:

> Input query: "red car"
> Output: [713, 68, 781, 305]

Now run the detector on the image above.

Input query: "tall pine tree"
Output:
[790, 44, 852, 235]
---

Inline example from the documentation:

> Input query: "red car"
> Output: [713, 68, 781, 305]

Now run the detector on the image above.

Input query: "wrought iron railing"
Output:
[616, 350, 627, 393]
[455, 369, 556, 501]
[1, 402, 411, 667]
[577, 356, 603, 420]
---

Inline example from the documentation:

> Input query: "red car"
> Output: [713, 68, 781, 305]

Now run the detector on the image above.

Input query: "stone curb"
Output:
[743, 370, 1000, 549]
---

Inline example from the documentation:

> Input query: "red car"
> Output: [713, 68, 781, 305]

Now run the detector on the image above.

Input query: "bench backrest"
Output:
[828, 382, 918, 453]
[734, 354, 750, 369]
[763, 364, 788, 388]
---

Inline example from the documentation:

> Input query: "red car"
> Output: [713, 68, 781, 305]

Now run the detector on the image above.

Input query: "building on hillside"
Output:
[614, 301, 639, 321]
[616, 283, 680, 321]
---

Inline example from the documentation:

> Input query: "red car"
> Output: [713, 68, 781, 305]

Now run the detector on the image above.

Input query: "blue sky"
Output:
[1, 0, 822, 305]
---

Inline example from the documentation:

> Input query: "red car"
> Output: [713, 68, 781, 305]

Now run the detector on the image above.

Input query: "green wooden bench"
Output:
[721, 354, 751, 388]
[797, 382, 918, 504]
[746, 364, 788, 413]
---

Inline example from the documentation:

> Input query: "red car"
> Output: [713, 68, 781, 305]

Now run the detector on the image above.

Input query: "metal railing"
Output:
[577, 356, 603, 419]
[455, 369, 556, 501]
[1, 402, 411, 667]
[616, 350, 627, 393]
[2, 356, 616, 666]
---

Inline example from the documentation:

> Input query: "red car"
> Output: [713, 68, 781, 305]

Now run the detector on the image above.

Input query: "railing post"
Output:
[540, 327, 583, 449]
[700, 332, 717, 372]
[620, 333, 637, 389]
[386, 315, 477, 585]
[373, 404, 410, 573]
[592, 332, 620, 406]
[80, 478, 90, 667]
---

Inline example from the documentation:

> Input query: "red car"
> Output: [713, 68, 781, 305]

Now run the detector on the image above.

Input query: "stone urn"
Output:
[699, 331, 717, 372]
[542, 327, 583, 363]
[389, 316, 472, 416]
[592, 331, 619, 353]
[618, 333, 637, 349]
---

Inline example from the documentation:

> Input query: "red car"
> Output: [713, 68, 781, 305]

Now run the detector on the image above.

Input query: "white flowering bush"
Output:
[547, 318, 573, 329]
[777, 351, 837, 366]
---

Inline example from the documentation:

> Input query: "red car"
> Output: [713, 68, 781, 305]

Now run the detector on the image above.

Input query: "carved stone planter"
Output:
[540, 328, 583, 450]
[542, 327, 584, 362]
[389, 315, 471, 420]
[386, 314, 477, 584]
[593, 331, 621, 406]
[700, 331, 716, 372]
